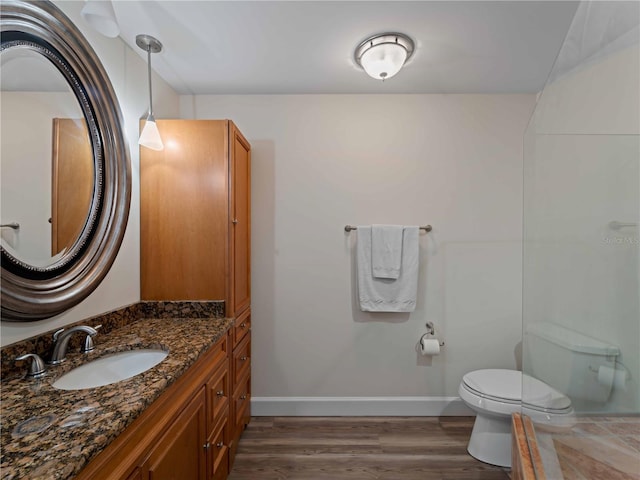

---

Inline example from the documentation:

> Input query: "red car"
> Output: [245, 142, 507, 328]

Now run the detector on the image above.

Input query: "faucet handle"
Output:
[15, 353, 46, 378]
[82, 325, 102, 353]
[53, 328, 65, 342]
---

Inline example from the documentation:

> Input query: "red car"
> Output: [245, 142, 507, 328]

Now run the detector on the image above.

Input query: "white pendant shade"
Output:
[139, 116, 163, 151]
[80, 0, 119, 38]
[360, 43, 407, 80]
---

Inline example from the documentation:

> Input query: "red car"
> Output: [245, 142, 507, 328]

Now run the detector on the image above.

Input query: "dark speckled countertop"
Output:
[0, 315, 232, 480]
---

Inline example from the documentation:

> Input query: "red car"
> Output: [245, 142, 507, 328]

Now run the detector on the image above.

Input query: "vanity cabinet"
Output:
[140, 119, 251, 320]
[76, 332, 232, 480]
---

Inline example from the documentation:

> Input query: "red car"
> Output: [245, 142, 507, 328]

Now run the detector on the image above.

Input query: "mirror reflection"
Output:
[0, 47, 94, 267]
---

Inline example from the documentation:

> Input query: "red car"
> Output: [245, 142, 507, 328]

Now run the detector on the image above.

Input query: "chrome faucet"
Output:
[48, 326, 98, 365]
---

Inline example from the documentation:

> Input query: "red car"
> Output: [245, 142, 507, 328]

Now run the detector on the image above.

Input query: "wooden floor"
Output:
[228, 417, 511, 480]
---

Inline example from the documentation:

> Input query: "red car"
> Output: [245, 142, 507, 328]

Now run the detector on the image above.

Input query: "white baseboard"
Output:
[251, 396, 474, 417]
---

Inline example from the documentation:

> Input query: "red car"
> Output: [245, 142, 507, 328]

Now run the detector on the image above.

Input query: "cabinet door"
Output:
[229, 122, 251, 317]
[141, 120, 228, 301]
[144, 389, 207, 480]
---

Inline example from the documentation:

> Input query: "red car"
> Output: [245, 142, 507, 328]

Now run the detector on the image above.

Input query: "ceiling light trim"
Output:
[354, 32, 415, 81]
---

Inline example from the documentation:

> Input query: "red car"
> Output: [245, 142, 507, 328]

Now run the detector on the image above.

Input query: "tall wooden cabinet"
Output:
[140, 119, 252, 475]
[140, 119, 250, 319]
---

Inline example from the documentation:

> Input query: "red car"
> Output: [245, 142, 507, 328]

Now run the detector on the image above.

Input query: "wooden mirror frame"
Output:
[0, 0, 131, 321]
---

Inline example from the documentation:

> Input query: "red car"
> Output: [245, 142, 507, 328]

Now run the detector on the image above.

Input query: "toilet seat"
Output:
[461, 369, 572, 414]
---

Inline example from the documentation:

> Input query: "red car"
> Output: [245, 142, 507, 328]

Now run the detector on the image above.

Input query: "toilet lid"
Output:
[463, 369, 522, 401]
[462, 369, 572, 410]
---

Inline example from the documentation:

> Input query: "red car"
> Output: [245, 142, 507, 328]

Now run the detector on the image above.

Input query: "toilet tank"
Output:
[524, 322, 620, 403]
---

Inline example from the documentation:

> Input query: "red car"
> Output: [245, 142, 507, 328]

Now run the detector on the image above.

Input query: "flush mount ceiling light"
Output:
[80, 0, 120, 38]
[136, 34, 163, 151]
[354, 32, 415, 81]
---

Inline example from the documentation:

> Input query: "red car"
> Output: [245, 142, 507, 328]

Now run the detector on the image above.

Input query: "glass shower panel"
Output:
[522, 1, 639, 477]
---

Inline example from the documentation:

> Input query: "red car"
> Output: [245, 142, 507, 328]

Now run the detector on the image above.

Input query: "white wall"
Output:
[0, 1, 180, 346]
[182, 94, 535, 412]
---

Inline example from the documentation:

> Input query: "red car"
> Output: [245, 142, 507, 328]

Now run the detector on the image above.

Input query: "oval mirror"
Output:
[0, 1, 131, 321]
[1, 47, 94, 267]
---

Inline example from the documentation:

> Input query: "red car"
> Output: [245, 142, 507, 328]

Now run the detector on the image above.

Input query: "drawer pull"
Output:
[203, 442, 211, 450]
[216, 441, 224, 448]
[240, 356, 248, 361]
[240, 394, 247, 400]
[216, 390, 224, 397]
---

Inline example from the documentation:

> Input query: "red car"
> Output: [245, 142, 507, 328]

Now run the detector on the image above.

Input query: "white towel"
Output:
[356, 226, 419, 312]
[371, 225, 404, 279]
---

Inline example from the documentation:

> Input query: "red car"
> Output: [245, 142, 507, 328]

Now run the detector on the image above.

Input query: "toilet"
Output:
[459, 369, 572, 467]
[458, 322, 621, 468]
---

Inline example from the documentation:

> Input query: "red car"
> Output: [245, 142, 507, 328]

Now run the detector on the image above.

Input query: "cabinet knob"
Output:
[240, 394, 247, 400]
[240, 356, 248, 361]
[240, 322, 246, 329]
[216, 390, 224, 397]
[216, 441, 224, 448]
[203, 442, 211, 450]
[232, 218, 239, 225]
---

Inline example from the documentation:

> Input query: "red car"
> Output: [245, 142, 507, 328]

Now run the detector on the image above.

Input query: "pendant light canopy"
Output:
[355, 32, 414, 81]
[136, 34, 164, 151]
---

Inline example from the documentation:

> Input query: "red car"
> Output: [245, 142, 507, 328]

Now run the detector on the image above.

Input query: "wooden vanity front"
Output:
[75, 327, 248, 480]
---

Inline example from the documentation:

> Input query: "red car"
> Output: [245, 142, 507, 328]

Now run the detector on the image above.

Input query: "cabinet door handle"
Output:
[240, 395, 247, 400]
[232, 218, 239, 225]
[240, 356, 248, 361]
[203, 442, 211, 450]
[216, 390, 224, 397]
[216, 442, 224, 448]
[240, 322, 247, 329]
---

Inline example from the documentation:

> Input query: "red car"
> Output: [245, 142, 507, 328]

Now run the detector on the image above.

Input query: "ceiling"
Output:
[112, 1, 579, 95]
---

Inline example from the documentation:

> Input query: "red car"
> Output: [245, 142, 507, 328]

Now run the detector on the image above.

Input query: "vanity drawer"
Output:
[233, 309, 251, 348]
[232, 373, 251, 431]
[205, 362, 229, 434]
[232, 334, 251, 387]
[207, 412, 229, 480]
[209, 331, 230, 373]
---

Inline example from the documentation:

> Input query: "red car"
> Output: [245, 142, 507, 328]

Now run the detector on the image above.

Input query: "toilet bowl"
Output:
[458, 369, 573, 468]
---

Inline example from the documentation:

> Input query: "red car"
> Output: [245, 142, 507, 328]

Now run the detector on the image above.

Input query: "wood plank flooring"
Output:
[228, 417, 511, 480]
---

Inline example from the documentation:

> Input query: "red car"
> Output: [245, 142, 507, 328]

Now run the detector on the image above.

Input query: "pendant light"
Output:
[355, 33, 414, 81]
[136, 34, 164, 151]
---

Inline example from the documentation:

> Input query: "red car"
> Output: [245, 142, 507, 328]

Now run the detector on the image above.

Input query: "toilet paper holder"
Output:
[422, 322, 445, 347]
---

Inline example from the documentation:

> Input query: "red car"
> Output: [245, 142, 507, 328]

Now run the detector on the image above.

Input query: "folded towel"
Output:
[371, 224, 404, 279]
[357, 226, 419, 312]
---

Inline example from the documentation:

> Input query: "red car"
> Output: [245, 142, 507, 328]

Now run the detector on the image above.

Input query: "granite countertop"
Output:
[0, 316, 233, 480]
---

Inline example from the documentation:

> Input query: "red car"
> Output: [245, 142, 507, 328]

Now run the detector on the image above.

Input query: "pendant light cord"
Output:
[147, 48, 154, 118]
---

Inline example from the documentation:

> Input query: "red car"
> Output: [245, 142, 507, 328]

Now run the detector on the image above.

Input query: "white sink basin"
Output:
[52, 349, 168, 390]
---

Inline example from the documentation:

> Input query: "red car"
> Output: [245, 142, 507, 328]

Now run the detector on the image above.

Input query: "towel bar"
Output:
[609, 221, 638, 230]
[345, 224, 432, 233]
[1, 223, 20, 230]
